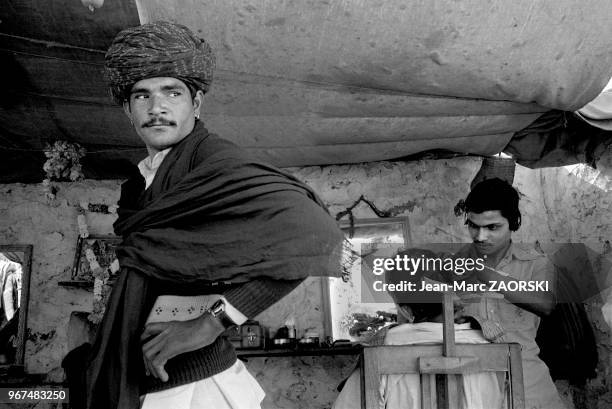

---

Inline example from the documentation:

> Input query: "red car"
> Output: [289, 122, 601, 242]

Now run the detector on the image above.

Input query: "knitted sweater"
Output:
[144, 278, 303, 393]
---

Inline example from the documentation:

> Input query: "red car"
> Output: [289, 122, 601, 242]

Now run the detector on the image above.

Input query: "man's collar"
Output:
[459, 241, 542, 265]
[138, 147, 172, 172]
[499, 242, 542, 263]
[137, 147, 173, 189]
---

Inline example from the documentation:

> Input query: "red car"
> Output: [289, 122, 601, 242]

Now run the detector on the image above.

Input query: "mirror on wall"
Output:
[0, 245, 32, 373]
[322, 218, 407, 341]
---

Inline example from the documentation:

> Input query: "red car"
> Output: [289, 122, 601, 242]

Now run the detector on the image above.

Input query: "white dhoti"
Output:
[141, 359, 265, 409]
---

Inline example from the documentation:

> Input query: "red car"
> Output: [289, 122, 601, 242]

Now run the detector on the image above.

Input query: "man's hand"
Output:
[140, 313, 225, 382]
[475, 265, 555, 317]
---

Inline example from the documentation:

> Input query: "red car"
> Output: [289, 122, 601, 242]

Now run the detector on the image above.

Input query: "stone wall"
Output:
[1, 155, 610, 408]
[0, 180, 121, 382]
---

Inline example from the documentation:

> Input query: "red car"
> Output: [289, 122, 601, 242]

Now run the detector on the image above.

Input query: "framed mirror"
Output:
[322, 218, 408, 341]
[0, 244, 32, 373]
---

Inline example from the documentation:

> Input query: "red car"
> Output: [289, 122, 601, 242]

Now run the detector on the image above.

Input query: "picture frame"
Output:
[71, 235, 122, 282]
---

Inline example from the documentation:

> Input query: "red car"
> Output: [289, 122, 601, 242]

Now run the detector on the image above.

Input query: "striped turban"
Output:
[105, 21, 215, 105]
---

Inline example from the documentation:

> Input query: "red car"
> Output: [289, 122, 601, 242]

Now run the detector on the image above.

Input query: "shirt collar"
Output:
[460, 241, 541, 265]
[137, 147, 172, 189]
[498, 242, 542, 265]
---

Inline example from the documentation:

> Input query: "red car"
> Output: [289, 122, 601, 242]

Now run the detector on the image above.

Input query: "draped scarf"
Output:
[85, 123, 344, 408]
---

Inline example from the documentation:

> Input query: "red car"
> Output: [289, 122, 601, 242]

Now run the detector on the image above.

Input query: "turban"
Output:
[105, 21, 215, 104]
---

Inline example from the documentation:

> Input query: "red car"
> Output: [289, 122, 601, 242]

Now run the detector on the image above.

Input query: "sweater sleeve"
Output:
[223, 278, 305, 319]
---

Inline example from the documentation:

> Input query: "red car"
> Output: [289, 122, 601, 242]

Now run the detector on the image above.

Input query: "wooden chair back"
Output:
[360, 294, 525, 409]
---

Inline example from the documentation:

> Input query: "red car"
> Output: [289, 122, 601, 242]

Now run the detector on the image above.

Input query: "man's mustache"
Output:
[142, 119, 176, 127]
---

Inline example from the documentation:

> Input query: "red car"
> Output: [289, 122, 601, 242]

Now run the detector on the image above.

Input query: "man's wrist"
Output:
[200, 310, 226, 337]
[207, 299, 239, 330]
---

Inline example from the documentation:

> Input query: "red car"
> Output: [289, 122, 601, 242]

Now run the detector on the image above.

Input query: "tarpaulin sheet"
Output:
[1, 0, 612, 181]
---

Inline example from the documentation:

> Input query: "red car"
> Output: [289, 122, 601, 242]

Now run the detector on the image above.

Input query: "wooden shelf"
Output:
[58, 280, 93, 289]
[236, 345, 362, 358]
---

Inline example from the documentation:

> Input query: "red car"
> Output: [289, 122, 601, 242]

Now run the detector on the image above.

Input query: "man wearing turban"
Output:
[84, 21, 344, 409]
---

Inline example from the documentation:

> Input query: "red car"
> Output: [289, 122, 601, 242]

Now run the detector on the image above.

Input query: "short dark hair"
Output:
[178, 77, 200, 100]
[464, 178, 521, 231]
[384, 248, 446, 322]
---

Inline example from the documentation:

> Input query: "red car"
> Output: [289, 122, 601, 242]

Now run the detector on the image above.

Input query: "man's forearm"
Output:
[141, 311, 225, 381]
[479, 267, 555, 317]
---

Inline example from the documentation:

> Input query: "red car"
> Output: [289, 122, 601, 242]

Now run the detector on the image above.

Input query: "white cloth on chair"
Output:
[332, 322, 504, 409]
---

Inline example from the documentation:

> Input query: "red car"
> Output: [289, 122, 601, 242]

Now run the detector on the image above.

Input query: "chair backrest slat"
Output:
[360, 343, 524, 409]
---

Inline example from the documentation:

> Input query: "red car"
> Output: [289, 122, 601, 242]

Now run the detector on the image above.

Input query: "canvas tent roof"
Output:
[1, 0, 611, 182]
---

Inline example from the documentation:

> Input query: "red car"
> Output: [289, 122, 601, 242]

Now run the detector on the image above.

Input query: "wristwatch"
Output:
[207, 299, 237, 330]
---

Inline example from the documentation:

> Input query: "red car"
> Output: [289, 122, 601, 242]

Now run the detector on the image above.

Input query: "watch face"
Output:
[208, 300, 236, 329]
[211, 300, 225, 316]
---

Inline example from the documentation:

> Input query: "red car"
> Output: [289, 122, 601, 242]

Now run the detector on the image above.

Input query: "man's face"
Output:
[123, 77, 203, 157]
[466, 210, 511, 257]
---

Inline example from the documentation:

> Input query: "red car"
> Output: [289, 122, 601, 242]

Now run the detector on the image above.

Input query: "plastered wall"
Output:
[1, 154, 610, 409]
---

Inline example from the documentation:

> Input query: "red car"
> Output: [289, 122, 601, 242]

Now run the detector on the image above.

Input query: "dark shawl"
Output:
[85, 122, 344, 409]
